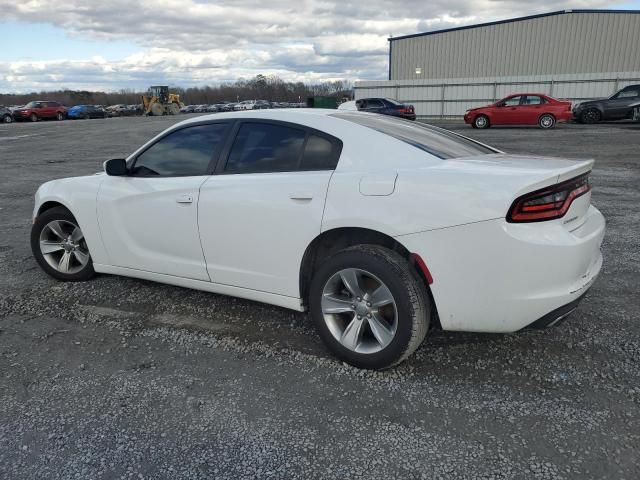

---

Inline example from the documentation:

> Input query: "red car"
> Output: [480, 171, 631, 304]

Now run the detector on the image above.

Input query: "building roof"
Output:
[388, 9, 640, 42]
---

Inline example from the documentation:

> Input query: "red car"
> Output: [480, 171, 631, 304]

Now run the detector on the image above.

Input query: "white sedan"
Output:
[31, 110, 605, 369]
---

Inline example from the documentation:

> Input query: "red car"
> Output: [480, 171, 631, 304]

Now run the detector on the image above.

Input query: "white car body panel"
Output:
[32, 109, 606, 333]
[198, 170, 332, 297]
[96, 175, 210, 281]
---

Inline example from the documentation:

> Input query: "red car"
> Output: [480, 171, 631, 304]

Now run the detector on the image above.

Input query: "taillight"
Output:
[507, 174, 591, 223]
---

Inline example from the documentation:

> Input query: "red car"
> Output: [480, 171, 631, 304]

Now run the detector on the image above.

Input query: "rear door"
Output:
[198, 120, 342, 297]
[520, 95, 546, 123]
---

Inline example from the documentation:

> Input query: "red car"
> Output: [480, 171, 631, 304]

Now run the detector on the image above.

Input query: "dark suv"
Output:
[12, 101, 67, 122]
[355, 98, 416, 120]
[573, 84, 640, 124]
[1, 105, 13, 123]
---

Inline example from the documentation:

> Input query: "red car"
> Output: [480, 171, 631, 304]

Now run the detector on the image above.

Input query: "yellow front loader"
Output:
[142, 86, 184, 116]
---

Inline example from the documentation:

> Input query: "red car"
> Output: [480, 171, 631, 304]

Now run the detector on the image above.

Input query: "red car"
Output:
[464, 94, 572, 129]
[12, 101, 67, 122]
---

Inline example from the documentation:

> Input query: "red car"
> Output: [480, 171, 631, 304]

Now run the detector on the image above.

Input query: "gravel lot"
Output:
[1, 115, 639, 479]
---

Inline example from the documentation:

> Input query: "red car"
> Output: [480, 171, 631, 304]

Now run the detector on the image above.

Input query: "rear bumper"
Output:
[522, 290, 588, 329]
[397, 203, 605, 332]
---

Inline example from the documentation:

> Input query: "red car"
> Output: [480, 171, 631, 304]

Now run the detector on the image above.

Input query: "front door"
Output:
[493, 95, 523, 124]
[198, 120, 342, 297]
[97, 122, 231, 280]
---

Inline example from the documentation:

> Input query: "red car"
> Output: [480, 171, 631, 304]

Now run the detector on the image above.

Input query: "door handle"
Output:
[289, 192, 313, 200]
[176, 194, 194, 204]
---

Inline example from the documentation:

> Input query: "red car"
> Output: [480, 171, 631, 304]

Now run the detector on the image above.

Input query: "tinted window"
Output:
[332, 112, 497, 159]
[225, 123, 306, 173]
[503, 96, 522, 106]
[523, 96, 545, 105]
[366, 99, 385, 108]
[613, 88, 639, 99]
[131, 123, 229, 176]
[301, 135, 339, 170]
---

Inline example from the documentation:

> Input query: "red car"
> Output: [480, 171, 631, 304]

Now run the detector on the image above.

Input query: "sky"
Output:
[1, 0, 638, 93]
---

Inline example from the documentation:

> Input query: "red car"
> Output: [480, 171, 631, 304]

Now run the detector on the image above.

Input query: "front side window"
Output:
[131, 123, 229, 176]
[225, 122, 306, 173]
[502, 96, 522, 106]
[366, 99, 385, 108]
[612, 88, 639, 99]
[332, 112, 497, 159]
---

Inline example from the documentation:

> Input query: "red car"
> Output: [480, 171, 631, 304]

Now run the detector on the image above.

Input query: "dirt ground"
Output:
[1, 115, 639, 479]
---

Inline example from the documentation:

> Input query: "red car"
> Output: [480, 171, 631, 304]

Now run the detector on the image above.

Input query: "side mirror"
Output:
[104, 158, 128, 176]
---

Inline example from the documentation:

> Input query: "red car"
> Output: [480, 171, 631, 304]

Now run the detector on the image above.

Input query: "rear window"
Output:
[331, 113, 497, 159]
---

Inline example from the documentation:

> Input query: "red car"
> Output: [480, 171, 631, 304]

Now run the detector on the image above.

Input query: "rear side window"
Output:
[225, 123, 306, 173]
[331, 112, 497, 159]
[301, 135, 339, 170]
[131, 123, 229, 176]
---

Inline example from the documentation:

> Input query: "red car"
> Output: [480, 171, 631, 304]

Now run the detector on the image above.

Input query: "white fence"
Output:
[354, 72, 640, 118]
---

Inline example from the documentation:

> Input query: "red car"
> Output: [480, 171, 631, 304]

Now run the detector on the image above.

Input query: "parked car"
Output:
[67, 105, 108, 120]
[337, 100, 357, 111]
[12, 101, 67, 122]
[30, 110, 604, 369]
[234, 100, 257, 111]
[354, 98, 416, 120]
[1, 105, 14, 123]
[464, 94, 572, 129]
[180, 105, 197, 114]
[573, 84, 640, 123]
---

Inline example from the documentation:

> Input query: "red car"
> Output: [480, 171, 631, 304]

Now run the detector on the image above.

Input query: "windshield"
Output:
[331, 112, 498, 159]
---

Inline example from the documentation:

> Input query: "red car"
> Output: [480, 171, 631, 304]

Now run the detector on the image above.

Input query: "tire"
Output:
[56, 112, 64, 121]
[309, 245, 430, 369]
[538, 113, 556, 129]
[167, 103, 180, 115]
[30, 113, 38, 122]
[581, 108, 601, 124]
[473, 115, 490, 129]
[3, 114, 12, 124]
[84, 114, 90, 120]
[30, 206, 95, 282]
[150, 103, 165, 116]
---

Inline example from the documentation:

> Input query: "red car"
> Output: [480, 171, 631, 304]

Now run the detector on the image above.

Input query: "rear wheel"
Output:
[30, 113, 38, 122]
[31, 207, 95, 282]
[167, 103, 180, 115]
[581, 108, 601, 124]
[56, 112, 64, 121]
[473, 115, 490, 129]
[149, 103, 165, 116]
[538, 113, 556, 129]
[309, 245, 429, 369]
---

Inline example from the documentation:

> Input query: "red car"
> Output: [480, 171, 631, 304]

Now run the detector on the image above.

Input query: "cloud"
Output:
[0, 0, 617, 91]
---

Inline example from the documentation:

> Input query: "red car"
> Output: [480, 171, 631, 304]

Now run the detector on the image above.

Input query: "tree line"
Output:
[0, 75, 353, 107]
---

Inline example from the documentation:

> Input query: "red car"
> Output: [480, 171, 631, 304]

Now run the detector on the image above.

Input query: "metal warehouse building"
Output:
[355, 10, 640, 117]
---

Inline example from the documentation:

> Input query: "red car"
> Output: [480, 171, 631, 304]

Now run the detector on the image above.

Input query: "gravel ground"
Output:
[0, 115, 639, 479]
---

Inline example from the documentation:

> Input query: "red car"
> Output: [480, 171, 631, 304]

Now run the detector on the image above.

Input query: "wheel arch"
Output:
[299, 226, 440, 328]
[37, 200, 72, 217]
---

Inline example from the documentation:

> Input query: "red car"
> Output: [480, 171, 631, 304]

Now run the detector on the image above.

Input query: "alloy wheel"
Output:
[321, 268, 398, 354]
[39, 220, 90, 274]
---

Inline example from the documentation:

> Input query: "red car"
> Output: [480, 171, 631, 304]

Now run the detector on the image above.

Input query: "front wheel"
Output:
[30, 113, 38, 122]
[538, 113, 556, 129]
[309, 245, 430, 369]
[473, 115, 490, 129]
[2, 114, 12, 123]
[31, 207, 95, 281]
[581, 108, 601, 124]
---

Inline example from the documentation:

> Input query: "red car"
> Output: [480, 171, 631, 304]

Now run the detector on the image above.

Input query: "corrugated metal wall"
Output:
[390, 12, 640, 80]
[355, 72, 640, 117]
